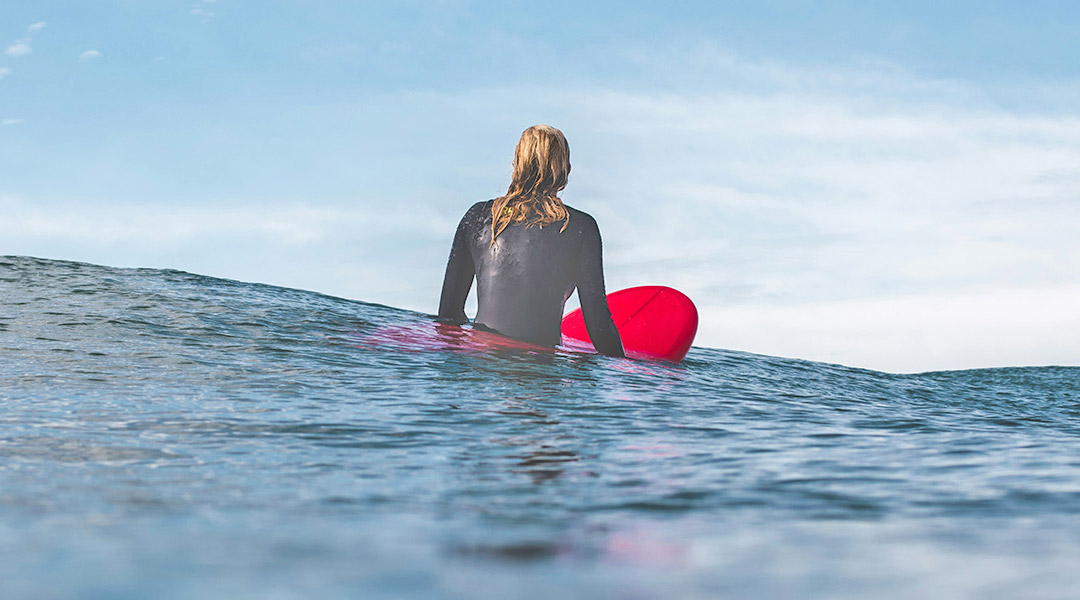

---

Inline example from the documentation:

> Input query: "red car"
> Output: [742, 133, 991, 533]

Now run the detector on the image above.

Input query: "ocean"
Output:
[2, 255, 1079, 599]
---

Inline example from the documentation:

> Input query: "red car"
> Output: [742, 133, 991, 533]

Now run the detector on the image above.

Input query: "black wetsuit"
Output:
[438, 200, 624, 357]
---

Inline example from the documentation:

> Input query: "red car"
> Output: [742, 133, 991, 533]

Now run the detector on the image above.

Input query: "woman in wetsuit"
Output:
[438, 125, 624, 357]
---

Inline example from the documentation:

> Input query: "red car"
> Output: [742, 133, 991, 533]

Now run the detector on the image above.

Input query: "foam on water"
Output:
[2, 255, 1079, 599]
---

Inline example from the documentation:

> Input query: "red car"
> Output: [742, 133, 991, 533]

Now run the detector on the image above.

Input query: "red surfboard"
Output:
[561, 286, 698, 362]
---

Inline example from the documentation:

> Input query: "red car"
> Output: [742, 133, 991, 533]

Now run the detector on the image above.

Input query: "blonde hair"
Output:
[490, 125, 571, 245]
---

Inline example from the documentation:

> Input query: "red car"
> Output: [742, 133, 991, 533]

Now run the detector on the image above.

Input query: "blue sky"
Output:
[3, 1, 1080, 371]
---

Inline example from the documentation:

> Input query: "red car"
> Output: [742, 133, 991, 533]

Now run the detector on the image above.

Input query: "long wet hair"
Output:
[490, 125, 571, 246]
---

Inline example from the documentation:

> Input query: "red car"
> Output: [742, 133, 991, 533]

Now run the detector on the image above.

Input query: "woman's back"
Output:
[437, 125, 624, 357]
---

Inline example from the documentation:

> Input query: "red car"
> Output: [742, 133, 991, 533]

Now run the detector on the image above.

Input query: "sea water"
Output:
[2, 255, 1079, 599]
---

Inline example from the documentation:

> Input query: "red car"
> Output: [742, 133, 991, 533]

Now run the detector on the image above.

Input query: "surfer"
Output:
[438, 125, 625, 357]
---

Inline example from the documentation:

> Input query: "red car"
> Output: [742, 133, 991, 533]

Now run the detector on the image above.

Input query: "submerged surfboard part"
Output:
[561, 286, 698, 362]
[356, 321, 548, 355]
[361, 286, 698, 362]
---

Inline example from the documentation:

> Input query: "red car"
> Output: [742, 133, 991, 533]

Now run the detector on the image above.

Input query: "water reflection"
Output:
[491, 398, 580, 485]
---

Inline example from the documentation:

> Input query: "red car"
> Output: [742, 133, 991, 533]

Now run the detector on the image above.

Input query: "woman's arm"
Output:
[437, 207, 477, 324]
[576, 214, 625, 357]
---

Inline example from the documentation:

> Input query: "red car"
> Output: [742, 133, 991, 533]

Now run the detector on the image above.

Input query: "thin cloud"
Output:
[79, 50, 102, 63]
[2, 118, 25, 125]
[5, 40, 32, 57]
[192, 0, 217, 18]
[28, 21, 47, 32]
[0, 199, 447, 245]
[0, 67, 10, 79]
[701, 285, 1080, 372]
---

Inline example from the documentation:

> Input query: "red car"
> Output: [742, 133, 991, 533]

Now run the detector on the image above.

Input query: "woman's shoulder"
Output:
[460, 200, 493, 222]
[466, 199, 494, 213]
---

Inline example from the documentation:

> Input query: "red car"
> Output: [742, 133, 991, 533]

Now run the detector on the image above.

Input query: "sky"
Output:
[2, 1, 1079, 372]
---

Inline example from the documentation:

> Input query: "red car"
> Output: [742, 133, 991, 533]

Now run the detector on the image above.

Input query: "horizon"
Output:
[3, 1, 1079, 373]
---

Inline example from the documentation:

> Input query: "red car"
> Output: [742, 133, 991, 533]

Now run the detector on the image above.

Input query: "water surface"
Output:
[2, 255, 1079, 599]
